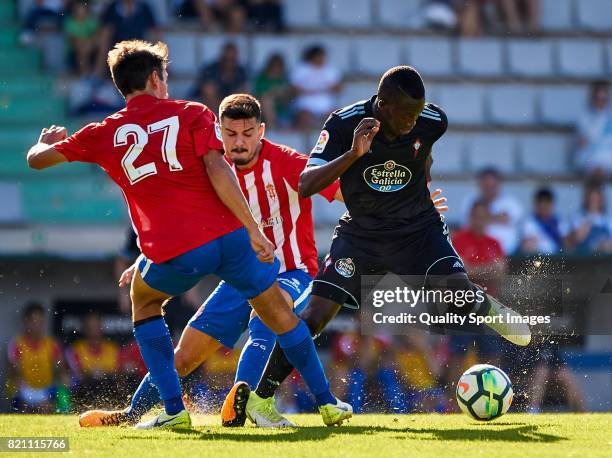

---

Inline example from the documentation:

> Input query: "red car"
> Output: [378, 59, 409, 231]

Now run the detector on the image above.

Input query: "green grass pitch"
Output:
[0, 413, 610, 457]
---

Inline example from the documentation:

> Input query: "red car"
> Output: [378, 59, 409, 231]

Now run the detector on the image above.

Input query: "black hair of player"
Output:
[535, 188, 554, 202]
[107, 40, 169, 98]
[377, 66, 425, 102]
[470, 199, 489, 214]
[23, 302, 44, 319]
[219, 93, 262, 123]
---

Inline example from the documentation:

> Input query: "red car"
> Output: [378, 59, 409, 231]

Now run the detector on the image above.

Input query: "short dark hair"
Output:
[470, 199, 488, 214]
[303, 45, 325, 62]
[477, 166, 502, 180]
[378, 66, 425, 101]
[219, 94, 262, 123]
[107, 40, 169, 98]
[535, 188, 554, 202]
[23, 302, 44, 319]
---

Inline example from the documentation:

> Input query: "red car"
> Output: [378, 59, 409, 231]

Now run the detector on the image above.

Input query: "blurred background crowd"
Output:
[1, 0, 611, 416]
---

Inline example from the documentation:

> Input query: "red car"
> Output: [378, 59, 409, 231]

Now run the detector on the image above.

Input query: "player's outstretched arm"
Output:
[299, 117, 380, 197]
[203, 150, 275, 263]
[26, 126, 69, 170]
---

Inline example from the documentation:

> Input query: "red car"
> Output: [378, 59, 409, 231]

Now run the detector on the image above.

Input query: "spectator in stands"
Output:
[291, 45, 342, 130]
[498, 0, 539, 34]
[575, 81, 612, 181]
[568, 184, 612, 254]
[453, 200, 507, 291]
[64, 1, 98, 76]
[7, 302, 68, 413]
[246, 0, 284, 32]
[20, 0, 65, 45]
[66, 311, 121, 408]
[174, 0, 246, 32]
[520, 188, 570, 255]
[462, 168, 523, 255]
[453, 0, 493, 37]
[94, 0, 158, 77]
[253, 54, 292, 128]
[192, 42, 248, 113]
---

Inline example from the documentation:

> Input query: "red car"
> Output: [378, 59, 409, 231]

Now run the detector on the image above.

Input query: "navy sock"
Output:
[277, 320, 335, 406]
[234, 316, 276, 388]
[133, 316, 184, 415]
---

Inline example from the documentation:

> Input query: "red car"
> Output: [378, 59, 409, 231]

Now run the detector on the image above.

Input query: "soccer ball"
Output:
[456, 364, 513, 421]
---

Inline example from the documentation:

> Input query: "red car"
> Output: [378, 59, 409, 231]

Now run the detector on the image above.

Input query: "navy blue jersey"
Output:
[307, 95, 448, 240]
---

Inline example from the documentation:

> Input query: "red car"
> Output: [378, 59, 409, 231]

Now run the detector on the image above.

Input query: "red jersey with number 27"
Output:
[54, 94, 241, 263]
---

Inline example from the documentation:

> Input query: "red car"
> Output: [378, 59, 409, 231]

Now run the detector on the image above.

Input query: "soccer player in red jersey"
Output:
[25, 40, 350, 429]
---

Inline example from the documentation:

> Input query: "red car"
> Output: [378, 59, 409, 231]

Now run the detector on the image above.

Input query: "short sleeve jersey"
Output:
[307, 95, 448, 239]
[54, 94, 241, 263]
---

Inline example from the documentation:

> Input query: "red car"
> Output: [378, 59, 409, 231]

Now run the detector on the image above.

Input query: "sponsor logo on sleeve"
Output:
[214, 123, 222, 141]
[311, 130, 330, 155]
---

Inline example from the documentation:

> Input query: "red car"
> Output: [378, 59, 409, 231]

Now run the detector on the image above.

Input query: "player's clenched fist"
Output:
[350, 117, 380, 158]
[39, 125, 67, 144]
[248, 228, 276, 263]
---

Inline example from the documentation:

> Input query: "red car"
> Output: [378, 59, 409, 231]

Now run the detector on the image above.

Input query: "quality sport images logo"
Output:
[363, 160, 412, 192]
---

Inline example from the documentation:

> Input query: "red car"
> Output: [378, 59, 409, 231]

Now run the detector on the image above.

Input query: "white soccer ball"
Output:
[456, 364, 513, 421]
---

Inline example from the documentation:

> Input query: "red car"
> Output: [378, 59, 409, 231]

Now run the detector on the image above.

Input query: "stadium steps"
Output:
[20, 178, 126, 224]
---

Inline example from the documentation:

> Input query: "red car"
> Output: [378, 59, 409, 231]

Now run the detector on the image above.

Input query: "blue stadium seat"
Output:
[436, 84, 486, 125]
[170, 78, 195, 100]
[518, 134, 571, 176]
[377, 0, 424, 28]
[504, 181, 536, 209]
[406, 38, 453, 77]
[558, 40, 604, 77]
[548, 184, 582, 219]
[338, 82, 377, 107]
[576, 0, 612, 31]
[507, 40, 554, 77]
[354, 36, 402, 76]
[0, 182, 24, 224]
[457, 39, 504, 76]
[197, 34, 249, 67]
[266, 130, 308, 153]
[540, 85, 588, 126]
[326, 0, 372, 28]
[430, 133, 466, 176]
[284, 0, 323, 28]
[148, 0, 170, 25]
[251, 35, 299, 73]
[539, 0, 573, 30]
[467, 134, 517, 173]
[489, 85, 537, 126]
[163, 33, 198, 77]
[433, 180, 475, 225]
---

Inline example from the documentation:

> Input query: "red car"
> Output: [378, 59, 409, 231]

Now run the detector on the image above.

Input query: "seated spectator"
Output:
[498, 0, 539, 34]
[253, 54, 292, 128]
[453, 199, 507, 291]
[192, 42, 248, 110]
[66, 311, 121, 409]
[462, 168, 523, 255]
[521, 188, 569, 255]
[291, 45, 342, 130]
[568, 184, 612, 254]
[94, 0, 158, 77]
[453, 0, 494, 37]
[575, 81, 612, 181]
[174, 0, 246, 32]
[64, 1, 98, 76]
[246, 0, 284, 32]
[7, 302, 68, 413]
[20, 0, 65, 45]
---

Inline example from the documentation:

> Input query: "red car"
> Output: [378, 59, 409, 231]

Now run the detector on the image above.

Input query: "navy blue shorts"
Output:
[137, 227, 279, 299]
[188, 269, 313, 348]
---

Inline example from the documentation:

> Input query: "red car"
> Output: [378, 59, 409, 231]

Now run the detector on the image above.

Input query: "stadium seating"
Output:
[3, 0, 612, 231]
